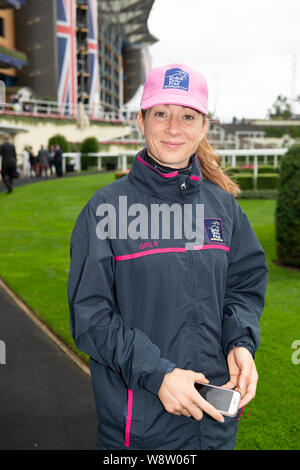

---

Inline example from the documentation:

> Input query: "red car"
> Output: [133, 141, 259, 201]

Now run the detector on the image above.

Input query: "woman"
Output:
[67, 63, 268, 450]
[48, 144, 56, 176]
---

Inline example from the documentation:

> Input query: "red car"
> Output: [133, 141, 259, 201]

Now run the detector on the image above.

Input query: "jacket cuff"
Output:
[142, 358, 176, 395]
[226, 336, 255, 358]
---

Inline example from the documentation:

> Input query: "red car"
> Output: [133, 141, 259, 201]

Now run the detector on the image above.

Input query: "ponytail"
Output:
[197, 135, 241, 197]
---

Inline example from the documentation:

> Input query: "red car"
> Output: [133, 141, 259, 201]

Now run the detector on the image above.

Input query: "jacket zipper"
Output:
[180, 181, 186, 203]
[191, 261, 202, 443]
[124, 389, 133, 447]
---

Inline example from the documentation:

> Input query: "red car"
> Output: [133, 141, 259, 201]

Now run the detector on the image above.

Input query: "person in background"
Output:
[28, 146, 37, 178]
[37, 145, 50, 178]
[22, 147, 31, 177]
[23, 102, 30, 113]
[0, 135, 17, 193]
[54, 144, 63, 177]
[48, 144, 56, 176]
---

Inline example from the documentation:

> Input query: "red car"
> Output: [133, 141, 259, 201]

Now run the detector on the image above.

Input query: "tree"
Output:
[48, 134, 70, 152]
[275, 144, 300, 267]
[80, 136, 99, 170]
[268, 95, 292, 120]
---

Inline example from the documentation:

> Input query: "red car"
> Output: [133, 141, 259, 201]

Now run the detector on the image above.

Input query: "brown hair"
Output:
[140, 109, 240, 197]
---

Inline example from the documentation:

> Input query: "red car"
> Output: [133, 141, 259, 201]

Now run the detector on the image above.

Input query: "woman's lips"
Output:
[161, 141, 185, 148]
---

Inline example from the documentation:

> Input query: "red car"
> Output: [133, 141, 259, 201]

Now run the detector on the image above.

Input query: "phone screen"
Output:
[195, 384, 233, 412]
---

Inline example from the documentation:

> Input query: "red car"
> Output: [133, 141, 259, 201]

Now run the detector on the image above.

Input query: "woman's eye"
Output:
[183, 114, 195, 120]
[154, 111, 167, 118]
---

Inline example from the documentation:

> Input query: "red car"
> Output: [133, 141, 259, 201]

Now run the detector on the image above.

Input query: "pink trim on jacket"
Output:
[190, 175, 201, 181]
[136, 152, 202, 181]
[115, 244, 229, 261]
[193, 244, 230, 252]
[137, 153, 178, 178]
[237, 406, 244, 422]
[124, 389, 133, 447]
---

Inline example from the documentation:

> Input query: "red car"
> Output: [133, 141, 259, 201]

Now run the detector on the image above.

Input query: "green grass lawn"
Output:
[0, 175, 299, 450]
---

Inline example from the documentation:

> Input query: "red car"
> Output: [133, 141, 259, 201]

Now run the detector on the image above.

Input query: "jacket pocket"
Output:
[199, 374, 239, 450]
[90, 359, 128, 447]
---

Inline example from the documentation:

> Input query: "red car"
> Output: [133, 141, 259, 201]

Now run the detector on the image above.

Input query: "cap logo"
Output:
[163, 68, 189, 91]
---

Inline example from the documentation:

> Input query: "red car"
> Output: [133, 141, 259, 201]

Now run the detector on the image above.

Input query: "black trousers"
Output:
[55, 160, 63, 177]
[1, 166, 15, 192]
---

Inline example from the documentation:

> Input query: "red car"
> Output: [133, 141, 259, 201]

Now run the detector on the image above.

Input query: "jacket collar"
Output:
[128, 148, 203, 202]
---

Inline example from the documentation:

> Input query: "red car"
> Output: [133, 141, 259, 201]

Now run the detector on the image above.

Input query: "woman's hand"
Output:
[157, 368, 225, 423]
[222, 346, 258, 408]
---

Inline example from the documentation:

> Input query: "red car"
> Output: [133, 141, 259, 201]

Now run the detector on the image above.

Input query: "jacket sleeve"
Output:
[222, 196, 268, 358]
[67, 198, 175, 395]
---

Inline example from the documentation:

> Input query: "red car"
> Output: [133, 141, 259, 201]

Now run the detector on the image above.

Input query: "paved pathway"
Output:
[0, 285, 97, 450]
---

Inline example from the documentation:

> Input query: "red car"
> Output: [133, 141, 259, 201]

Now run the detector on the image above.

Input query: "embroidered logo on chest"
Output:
[204, 218, 224, 243]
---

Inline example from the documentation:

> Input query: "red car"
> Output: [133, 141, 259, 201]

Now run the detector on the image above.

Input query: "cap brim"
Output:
[141, 93, 208, 115]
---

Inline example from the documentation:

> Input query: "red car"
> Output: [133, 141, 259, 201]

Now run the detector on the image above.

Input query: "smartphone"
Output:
[194, 383, 241, 417]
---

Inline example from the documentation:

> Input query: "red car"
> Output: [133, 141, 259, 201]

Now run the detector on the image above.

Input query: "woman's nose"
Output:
[166, 115, 180, 135]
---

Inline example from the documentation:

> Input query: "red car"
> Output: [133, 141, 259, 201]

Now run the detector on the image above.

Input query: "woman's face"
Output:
[137, 104, 209, 168]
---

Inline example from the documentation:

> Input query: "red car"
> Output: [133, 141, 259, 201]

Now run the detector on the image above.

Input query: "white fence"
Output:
[216, 148, 288, 190]
[1, 100, 137, 122]
[62, 148, 288, 191]
[216, 148, 288, 168]
[62, 151, 138, 173]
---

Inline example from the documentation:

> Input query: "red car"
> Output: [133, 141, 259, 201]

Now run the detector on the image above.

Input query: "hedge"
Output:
[264, 126, 300, 138]
[48, 134, 70, 152]
[80, 137, 99, 170]
[228, 156, 282, 165]
[237, 189, 278, 199]
[225, 165, 278, 174]
[275, 144, 300, 267]
[257, 174, 279, 189]
[231, 173, 278, 190]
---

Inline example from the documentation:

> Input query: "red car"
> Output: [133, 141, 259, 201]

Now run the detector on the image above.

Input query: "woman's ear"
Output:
[137, 111, 145, 137]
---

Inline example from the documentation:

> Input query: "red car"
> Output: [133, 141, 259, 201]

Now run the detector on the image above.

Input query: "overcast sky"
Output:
[146, 0, 300, 122]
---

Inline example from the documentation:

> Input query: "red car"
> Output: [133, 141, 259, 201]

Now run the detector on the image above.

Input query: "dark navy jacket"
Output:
[67, 148, 268, 450]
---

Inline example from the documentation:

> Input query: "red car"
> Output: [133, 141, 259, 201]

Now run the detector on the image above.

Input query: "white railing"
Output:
[62, 151, 137, 173]
[216, 148, 288, 190]
[0, 100, 139, 122]
[216, 148, 288, 168]
[62, 147, 288, 190]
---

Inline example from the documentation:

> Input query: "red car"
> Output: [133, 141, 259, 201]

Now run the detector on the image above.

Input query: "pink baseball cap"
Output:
[140, 63, 208, 115]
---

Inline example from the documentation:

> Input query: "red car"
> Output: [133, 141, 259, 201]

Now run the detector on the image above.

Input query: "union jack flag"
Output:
[56, 0, 77, 117]
[87, 0, 100, 118]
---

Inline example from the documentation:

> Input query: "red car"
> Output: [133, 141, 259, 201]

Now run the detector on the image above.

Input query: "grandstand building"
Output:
[0, 1, 27, 90]
[13, 0, 155, 119]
